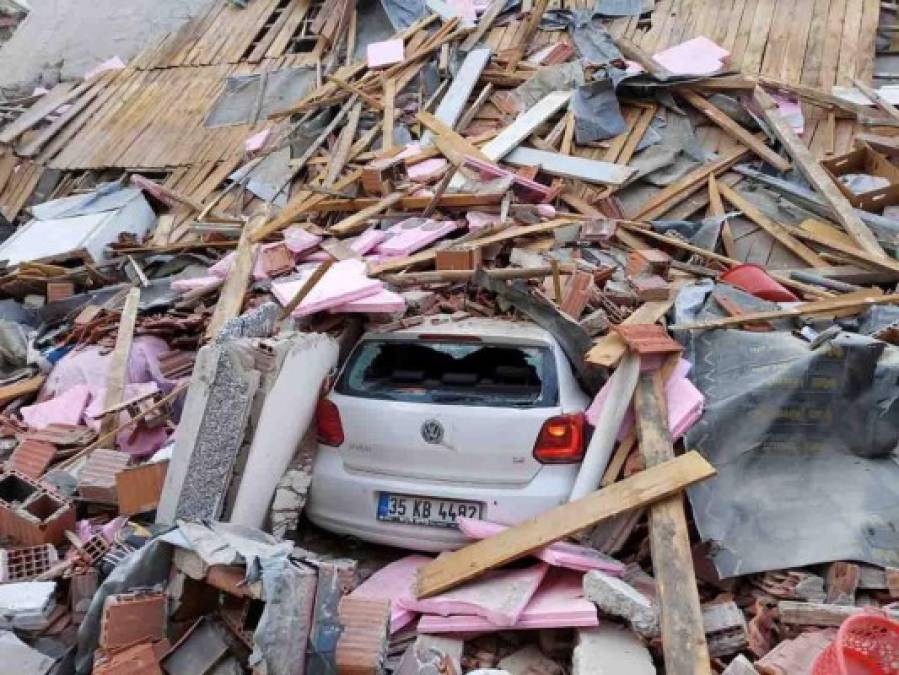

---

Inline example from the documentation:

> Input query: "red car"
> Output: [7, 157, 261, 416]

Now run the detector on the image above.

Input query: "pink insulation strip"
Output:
[271, 259, 383, 317]
[375, 218, 458, 257]
[348, 555, 432, 634]
[652, 36, 729, 75]
[417, 569, 597, 633]
[330, 287, 406, 314]
[21, 383, 91, 429]
[456, 518, 625, 575]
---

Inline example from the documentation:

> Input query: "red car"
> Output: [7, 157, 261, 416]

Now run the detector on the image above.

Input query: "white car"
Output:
[306, 316, 592, 551]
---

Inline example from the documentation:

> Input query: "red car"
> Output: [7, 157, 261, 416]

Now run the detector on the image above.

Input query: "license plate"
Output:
[377, 493, 482, 528]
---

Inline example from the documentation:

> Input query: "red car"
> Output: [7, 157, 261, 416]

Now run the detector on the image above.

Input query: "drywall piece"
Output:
[271, 259, 383, 317]
[569, 351, 640, 501]
[481, 91, 573, 161]
[504, 147, 636, 186]
[418, 569, 597, 633]
[583, 570, 658, 637]
[229, 333, 338, 529]
[20, 384, 91, 429]
[457, 518, 625, 574]
[156, 340, 260, 524]
[0, 187, 155, 265]
[367, 39, 405, 69]
[572, 623, 655, 675]
[585, 358, 705, 441]
[0, 630, 54, 675]
[349, 555, 432, 633]
[499, 646, 562, 675]
[330, 287, 406, 314]
[0, 581, 56, 631]
[652, 36, 729, 75]
[401, 563, 549, 627]
[422, 47, 492, 144]
[375, 218, 459, 257]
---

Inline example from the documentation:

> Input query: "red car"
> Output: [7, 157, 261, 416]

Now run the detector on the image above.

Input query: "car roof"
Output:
[366, 315, 556, 345]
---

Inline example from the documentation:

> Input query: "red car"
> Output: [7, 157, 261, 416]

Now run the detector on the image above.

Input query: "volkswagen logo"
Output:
[421, 419, 444, 444]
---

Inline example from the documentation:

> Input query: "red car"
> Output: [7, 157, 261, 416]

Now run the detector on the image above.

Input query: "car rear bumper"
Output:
[306, 446, 579, 552]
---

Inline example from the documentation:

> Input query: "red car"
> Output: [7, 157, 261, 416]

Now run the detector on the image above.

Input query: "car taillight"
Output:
[316, 399, 344, 447]
[533, 413, 585, 464]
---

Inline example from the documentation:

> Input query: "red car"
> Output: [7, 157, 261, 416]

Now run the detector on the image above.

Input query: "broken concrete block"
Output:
[0, 630, 54, 674]
[498, 645, 562, 675]
[583, 570, 659, 637]
[572, 623, 655, 675]
[396, 635, 464, 675]
[0, 581, 56, 631]
[703, 600, 749, 658]
[268, 467, 311, 539]
[100, 590, 167, 650]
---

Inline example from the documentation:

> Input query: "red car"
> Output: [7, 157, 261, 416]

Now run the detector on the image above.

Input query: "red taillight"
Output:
[533, 413, 585, 464]
[316, 399, 344, 447]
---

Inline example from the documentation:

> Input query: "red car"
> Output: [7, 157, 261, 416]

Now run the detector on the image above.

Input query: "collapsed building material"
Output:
[571, 623, 654, 675]
[334, 596, 390, 675]
[99, 590, 167, 649]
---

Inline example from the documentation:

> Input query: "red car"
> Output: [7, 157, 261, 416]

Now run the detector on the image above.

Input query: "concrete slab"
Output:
[572, 624, 655, 675]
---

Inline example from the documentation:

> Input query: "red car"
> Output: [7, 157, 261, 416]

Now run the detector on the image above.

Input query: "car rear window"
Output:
[335, 339, 559, 407]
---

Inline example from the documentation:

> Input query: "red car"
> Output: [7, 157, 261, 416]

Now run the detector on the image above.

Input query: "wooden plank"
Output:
[0, 82, 77, 144]
[786, 219, 899, 275]
[325, 101, 362, 186]
[205, 211, 265, 341]
[480, 91, 572, 160]
[635, 372, 711, 674]
[630, 143, 753, 220]
[460, 0, 505, 52]
[671, 291, 899, 330]
[503, 147, 636, 186]
[753, 86, 886, 258]
[680, 89, 790, 171]
[0, 375, 46, 408]
[708, 176, 737, 258]
[414, 451, 717, 598]
[382, 78, 396, 151]
[417, 110, 492, 163]
[851, 78, 899, 123]
[717, 182, 827, 267]
[503, 0, 549, 70]
[422, 47, 492, 143]
[100, 287, 141, 436]
[151, 214, 176, 247]
[329, 190, 408, 236]
[368, 218, 579, 275]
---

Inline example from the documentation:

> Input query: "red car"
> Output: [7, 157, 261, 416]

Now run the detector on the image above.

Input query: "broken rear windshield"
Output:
[336, 339, 558, 407]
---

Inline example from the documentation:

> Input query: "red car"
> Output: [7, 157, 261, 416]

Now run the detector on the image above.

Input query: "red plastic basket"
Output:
[812, 610, 899, 675]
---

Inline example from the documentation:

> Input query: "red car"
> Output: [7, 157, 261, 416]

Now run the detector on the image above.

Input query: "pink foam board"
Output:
[398, 563, 549, 627]
[456, 518, 625, 575]
[348, 555, 432, 633]
[408, 158, 448, 183]
[466, 211, 501, 232]
[271, 259, 383, 317]
[283, 226, 322, 254]
[245, 128, 271, 153]
[303, 228, 386, 262]
[375, 218, 458, 257]
[367, 39, 404, 69]
[21, 384, 91, 429]
[585, 358, 704, 441]
[171, 275, 221, 294]
[652, 36, 729, 75]
[417, 569, 597, 633]
[330, 287, 406, 314]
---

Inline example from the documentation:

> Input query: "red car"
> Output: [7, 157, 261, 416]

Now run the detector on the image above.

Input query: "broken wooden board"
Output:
[753, 87, 887, 259]
[421, 47, 492, 144]
[635, 371, 710, 673]
[480, 91, 572, 161]
[100, 287, 141, 436]
[414, 451, 716, 598]
[504, 147, 636, 186]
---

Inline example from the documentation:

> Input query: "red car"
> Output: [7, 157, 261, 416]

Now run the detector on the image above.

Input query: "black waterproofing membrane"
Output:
[677, 286, 899, 577]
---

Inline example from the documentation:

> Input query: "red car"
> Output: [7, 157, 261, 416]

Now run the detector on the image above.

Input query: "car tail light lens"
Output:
[316, 399, 344, 447]
[533, 413, 585, 464]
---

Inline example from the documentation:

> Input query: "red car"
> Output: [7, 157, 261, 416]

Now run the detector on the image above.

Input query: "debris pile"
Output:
[0, 0, 898, 673]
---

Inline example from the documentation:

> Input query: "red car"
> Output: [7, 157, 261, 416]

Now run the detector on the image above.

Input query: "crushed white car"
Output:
[306, 315, 591, 551]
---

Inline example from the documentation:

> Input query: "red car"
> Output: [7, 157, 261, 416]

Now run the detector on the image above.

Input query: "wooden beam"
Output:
[671, 292, 899, 331]
[422, 47, 492, 143]
[205, 212, 266, 341]
[460, 0, 504, 52]
[0, 82, 77, 144]
[717, 182, 827, 268]
[503, 147, 636, 186]
[417, 110, 492, 164]
[100, 287, 140, 436]
[382, 78, 396, 151]
[481, 90, 572, 160]
[329, 190, 408, 236]
[753, 86, 887, 258]
[368, 218, 579, 274]
[680, 90, 791, 171]
[852, 79, 899, 124]
[631, 143, 752, 220]
[280, 258, 334, 319]
[414, 451, 716, 598]
[708, 176, 736, 258]
[635, 372, 711, 673]
[325, 101, 362, 186]
[504, 0, 550, 71]
[0, 374, 45, 408]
